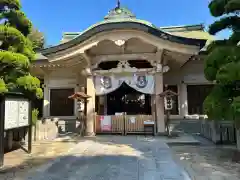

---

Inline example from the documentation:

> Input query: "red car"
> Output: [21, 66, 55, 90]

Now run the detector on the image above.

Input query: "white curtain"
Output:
[124, 75, 155, 94]
[94, 76, 123, 96]
[94, 74, 155, 95]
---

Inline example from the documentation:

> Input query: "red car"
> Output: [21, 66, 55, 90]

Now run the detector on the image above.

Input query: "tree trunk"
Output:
[34, 125, 37, 141]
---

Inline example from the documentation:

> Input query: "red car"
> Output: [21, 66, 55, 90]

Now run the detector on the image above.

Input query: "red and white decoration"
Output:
[100, 116, 112, 131]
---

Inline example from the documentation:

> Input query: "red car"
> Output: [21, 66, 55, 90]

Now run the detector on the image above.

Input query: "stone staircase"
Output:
[170, 119, 201, 134]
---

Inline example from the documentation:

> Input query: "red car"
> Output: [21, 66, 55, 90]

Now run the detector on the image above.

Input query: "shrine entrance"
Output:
[95, 80, 154, 135]
[107, 82, 151, 115]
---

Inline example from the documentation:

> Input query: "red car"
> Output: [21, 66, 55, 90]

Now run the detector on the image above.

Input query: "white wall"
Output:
[164, 59, 213, 119]
[43, 69, 82, 119]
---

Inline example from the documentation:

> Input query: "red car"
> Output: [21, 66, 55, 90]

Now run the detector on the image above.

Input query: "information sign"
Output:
[4, 98, 29, 130]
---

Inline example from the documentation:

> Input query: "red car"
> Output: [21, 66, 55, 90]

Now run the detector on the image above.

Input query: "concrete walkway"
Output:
[23, 136, 191, 180]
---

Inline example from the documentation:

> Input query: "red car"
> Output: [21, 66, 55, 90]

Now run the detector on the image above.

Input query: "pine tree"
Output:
[28, 28, 45, 51]
[0, 0, 43, 99]
[204, 0, 240, 123]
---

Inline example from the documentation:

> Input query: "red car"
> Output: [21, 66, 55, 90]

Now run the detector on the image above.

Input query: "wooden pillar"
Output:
[155, 72, 165, 134]
[43, 73, 50, 118]
[151, 95, 157, 134]
[104, 95, 107, 115]
[86, 75, 95, 136]
[179, 83, 188, 118]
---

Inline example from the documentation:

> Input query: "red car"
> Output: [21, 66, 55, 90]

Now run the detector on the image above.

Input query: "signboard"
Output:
[0, 94, 32, 168]
[4, 98, 29, 130]
[144, 121, 155, 125]
[100, 116, 111, 131]
[129, 117, 136, 124]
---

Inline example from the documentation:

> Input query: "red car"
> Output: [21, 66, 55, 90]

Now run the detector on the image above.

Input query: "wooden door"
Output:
[50, 88, 74, 116]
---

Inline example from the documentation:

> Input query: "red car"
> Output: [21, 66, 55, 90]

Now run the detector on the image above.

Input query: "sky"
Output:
[21, 0, 230, 46]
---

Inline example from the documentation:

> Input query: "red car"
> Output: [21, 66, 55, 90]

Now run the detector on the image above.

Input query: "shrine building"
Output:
[32, 4, 214, 135]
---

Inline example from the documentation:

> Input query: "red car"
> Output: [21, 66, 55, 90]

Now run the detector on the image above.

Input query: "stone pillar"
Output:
[86, 75, 95, 136]
[155, 72, 165, 134]
[179, 83, 188, 118]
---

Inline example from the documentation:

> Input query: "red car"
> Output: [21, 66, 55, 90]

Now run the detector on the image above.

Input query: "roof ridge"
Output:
[160, 24, 204, 29]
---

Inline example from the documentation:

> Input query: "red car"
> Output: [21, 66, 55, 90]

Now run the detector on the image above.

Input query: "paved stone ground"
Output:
[0, 139, 78, 180]
[170, 136, 240, 180]
[21, 136, 191, 180]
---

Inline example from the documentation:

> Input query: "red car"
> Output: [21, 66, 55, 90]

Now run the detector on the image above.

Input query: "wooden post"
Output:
[0, 97, 5, 167]
[124, 112, 126, 136]
[166, 110, 171, 136]
[28, 100, 32, 154]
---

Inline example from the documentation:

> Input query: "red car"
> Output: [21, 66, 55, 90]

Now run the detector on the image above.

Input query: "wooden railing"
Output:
[95, 115, 153, 134]
[125, 115, 152, 133]
[111, 115, 124, 133]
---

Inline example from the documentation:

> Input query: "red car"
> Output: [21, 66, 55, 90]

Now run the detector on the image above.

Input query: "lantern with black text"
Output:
[159, 89, 178, 136]
[164, 96, 173, 110]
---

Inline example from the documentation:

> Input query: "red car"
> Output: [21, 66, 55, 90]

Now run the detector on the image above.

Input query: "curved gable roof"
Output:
[40, 7, 207, 56]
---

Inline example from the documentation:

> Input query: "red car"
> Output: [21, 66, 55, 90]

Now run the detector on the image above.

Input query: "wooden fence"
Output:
[95, 115, 154, 135]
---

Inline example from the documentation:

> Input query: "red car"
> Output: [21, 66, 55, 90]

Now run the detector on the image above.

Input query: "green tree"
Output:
[0, 0, 43, 99]
[28, 28, 45, 51]
[204, 0, 240, 124]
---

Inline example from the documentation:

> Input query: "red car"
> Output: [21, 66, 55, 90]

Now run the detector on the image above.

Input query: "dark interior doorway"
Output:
[187, 85, 214, 114]
[50, 88, 74, 116]
[107, 82, 151, 115]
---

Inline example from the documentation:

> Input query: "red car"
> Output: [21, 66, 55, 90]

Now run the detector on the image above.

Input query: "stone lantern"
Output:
[68, 91, 91, 136]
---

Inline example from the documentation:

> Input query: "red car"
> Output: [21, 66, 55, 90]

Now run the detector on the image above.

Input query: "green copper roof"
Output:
[39, 6, 207, 56]
[101, 6, 157, 28]
[104, 7, 136, 20]
[83, 18, 158, 33]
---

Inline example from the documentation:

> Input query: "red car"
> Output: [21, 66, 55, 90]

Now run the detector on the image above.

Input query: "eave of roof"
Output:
[34, 53, 48, 61]
[40, 20, 206, 56]
[61, 24, 206, 40]
[160, 24, 204, 32]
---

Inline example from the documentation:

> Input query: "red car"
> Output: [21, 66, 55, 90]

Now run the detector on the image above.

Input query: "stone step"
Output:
[170, 120, 201, 134]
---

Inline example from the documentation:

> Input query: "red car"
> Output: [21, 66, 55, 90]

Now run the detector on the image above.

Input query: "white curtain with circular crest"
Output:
[125, 74, 155, 94]
[94, 76, 123, 96]
[94, 74, 155, 95]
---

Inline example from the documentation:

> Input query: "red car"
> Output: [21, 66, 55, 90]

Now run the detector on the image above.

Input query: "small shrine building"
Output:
[32, 4, 214, 135]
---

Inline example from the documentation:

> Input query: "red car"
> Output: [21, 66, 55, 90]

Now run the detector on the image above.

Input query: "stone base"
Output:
[232, 150, 240, 163]
[156, 131, 180, 137]
[155, 132, 200, 145]
[84, 132, 96, 137]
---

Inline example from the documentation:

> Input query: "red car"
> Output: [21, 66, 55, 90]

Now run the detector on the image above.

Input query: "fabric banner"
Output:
[125, 75, 155, 94]
[100, 116, 112, 131]
[94, 74, 155, 95]
[94, 76, 123, 96]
